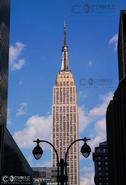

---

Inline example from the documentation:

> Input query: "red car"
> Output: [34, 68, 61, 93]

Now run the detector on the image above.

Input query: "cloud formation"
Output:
[80, 166, 94, 185]
[109, 33, 118, 51]
[16, 102, 28, 117]
[9, 42, 26, 70]
[13, 114, 52, 149]
[88, 60, 93, 67]
[13, 92, 113, 151]
[79, 92, 113, 150]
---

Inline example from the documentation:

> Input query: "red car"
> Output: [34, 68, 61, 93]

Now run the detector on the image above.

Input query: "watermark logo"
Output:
[79, 78, 113, 88]
[2, 175, 31, 184]
[71, 0, 118, 15]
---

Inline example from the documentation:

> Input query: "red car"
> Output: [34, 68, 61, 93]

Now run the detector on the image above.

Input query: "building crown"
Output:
[60, 20, 69, 71]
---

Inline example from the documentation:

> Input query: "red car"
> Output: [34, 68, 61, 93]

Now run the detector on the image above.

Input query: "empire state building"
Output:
[52, 23, 80, 185]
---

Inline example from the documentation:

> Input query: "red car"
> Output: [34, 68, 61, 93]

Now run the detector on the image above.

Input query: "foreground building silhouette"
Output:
[52, 23, 80, 185]
[106, 10, 126, 185]
[0, 0, 10, 175]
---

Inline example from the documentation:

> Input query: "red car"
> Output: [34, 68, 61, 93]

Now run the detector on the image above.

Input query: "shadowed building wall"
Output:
[3, 128, 32, 176]
[0, 0, 10, 175]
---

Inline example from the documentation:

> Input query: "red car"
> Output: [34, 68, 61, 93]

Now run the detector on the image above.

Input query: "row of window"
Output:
[56, 81, 74, 86]
[53, 87, 76, 104]
[53, 106, 77, 112]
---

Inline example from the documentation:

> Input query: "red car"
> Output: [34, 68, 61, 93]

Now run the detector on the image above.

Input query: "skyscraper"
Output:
[93, 141, 109, 185]
[52, 23, 80, 185]
[118, 10, 126, 81]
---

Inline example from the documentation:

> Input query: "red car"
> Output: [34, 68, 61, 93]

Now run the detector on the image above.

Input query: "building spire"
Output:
[61, 20, 69, 71]
[64, 20, 67, 46]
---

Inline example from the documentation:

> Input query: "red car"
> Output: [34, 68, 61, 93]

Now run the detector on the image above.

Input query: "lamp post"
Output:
[32, 137, 91, 185]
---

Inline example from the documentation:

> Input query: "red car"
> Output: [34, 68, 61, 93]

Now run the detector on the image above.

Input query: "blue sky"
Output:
[7, 0, 126, 184]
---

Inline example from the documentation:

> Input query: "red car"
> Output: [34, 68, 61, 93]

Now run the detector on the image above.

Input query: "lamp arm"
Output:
[65, 138, 84, 163]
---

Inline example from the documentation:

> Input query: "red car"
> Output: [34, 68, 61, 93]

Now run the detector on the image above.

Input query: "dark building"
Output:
[106, 10, 126, 185]
[106, 77, 126, 185]
[93, 142, 109, 185]
[4, 128, 32, 176]
[0, 127, 33, 184]
[118, 10, 126, 81]
[0, 0, 10, 175]
[32, 167, 57, 185]
[1, 128, 33, 184]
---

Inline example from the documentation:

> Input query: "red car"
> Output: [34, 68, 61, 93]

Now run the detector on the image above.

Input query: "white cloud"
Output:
[95, 118, 106, 137]
[78, 91, 88, 100]
[79, 92, 113, 134]
[16, 102, 28, 117]
[12, 59, 25, 71]
[89, 118, 106, 150]
[109, 33, 118, 51]
[9, 42, 25, 62]
[78, 106, 91, 132]
[88, 60, 93, 67]
[9, 42, 26, 70]
[89, 92, 113, 118]
[79, 92, 113, 151]
[13, 114, 52, 149]
[80, 166, 94, 185]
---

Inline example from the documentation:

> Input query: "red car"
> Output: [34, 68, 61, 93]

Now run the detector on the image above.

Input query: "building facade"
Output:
[52, 23, 79, 185]
[118, 10, 126, 81]
[0, 0, 10, 176]
[32, 167, 57, 185]
[93, 142, 109, 185]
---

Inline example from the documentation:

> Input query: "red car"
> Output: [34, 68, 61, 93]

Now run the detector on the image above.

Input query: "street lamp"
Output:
[32, 139, 43, 160]
[81, 137, 91, 158]
[32, 137, 91, 185]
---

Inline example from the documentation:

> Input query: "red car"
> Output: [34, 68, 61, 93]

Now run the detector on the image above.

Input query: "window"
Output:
[98, 161, 101, 166]
[103, 148, 106, 153]
[105, 161, 108, 165]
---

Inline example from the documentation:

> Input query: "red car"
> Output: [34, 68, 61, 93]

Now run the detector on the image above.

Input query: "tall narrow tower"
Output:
[52, 22, 80, 185]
